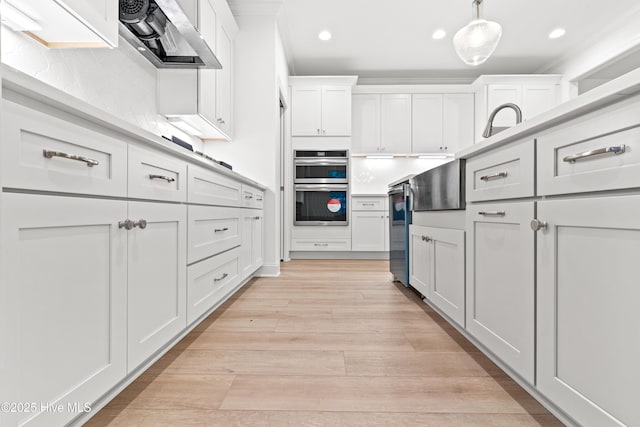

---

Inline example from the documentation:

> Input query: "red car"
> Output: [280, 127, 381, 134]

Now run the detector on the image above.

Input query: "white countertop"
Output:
[456, 66, 640, 159]
[0, 64, 267, 190]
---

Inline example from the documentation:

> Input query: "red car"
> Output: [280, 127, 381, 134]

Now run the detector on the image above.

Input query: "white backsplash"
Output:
[1, 28, 200, 150]
[351, 157, 451, 194]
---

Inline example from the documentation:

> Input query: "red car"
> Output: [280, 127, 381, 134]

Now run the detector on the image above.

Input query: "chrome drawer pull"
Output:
[214, 273, 228, 282]
[149, 174, 175, 183]
[480, 172, 508, 181]
[133, 219, 147, 229]
[478, 211, 506, 217]
[245, 195, 254, 199]
[314, 243, 329, 247]
[254, 216, 261, 220]
[563, 145, 626, 164]
[43, 149, 99, 167]
[530, 219, 547, 232]
[421, 235, 432, 242]
[362, 203, 376, 207]
[118, 219, 134, 230]
[256, 197, 263, 201]
[214, 227, 229, 233]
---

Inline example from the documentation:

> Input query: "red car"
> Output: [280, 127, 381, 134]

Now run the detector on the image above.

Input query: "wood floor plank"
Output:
[219, 375, 550, 414]
[175, 331, 416, 352]
[88, 260, 561, 426]
[99, 374, 235, 411]
[343, 351, 507, 378]
[149, 350, 347, 376]
[87, 409, 564, 427]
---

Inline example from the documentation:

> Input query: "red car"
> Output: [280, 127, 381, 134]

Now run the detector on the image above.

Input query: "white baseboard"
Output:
[256, 263, 280, 277]
[290, 251, 389, 260]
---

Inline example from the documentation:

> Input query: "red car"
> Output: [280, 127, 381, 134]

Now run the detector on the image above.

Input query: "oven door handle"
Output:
[295, 184, 349, 191]
[294, 159, 348, 166]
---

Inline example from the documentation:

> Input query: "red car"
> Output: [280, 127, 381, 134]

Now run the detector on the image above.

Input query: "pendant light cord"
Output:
[473, 0, 483, 20]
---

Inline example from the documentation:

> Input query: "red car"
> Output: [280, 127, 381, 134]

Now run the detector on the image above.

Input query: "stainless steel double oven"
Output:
[294, 150, 349, 226]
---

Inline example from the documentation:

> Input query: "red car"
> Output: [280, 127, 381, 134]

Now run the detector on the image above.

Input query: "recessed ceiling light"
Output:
[549, 28, 566, 39]
[318, 30, 332, 41]
[432, 29, 447, 40]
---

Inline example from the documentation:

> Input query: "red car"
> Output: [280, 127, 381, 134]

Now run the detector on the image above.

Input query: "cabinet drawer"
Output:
[291, 239, 351, 251]
[537, 96, 640, 196]
[128, 145, 187, 202]
[188, 164, 242, 206]
[352, 197, 387, 211]
[188, 206, 241, 264]
[466, 139, 534, 202]
[242, 185, 265, 209]
[1, 101, 127, 197]
[187, 247, 240, 325]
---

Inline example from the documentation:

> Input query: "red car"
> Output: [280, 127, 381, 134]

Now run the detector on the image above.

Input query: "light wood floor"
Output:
[86, 260, 562, 426]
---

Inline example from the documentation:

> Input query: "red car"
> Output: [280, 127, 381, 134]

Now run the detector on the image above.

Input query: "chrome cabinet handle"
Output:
[480, 172, 508, 181]
[530, 219, 548, 232]
[323, 129, 326, 135]
[314, 243, 329, 247]
[133, 219, 147, 229]
[149, 174, 175, 183]
[563, 145, 626, 163]
[362, 203, 376, 207]
[217, 118, 226, 124]
[478, 211, 506, 217]
[118, 219, 134, 230]
[317, 128, 320, 134]
[214, 227, 229, 233]
[43, 149, 99, 167]
[254, 216, 261, 220]
[256, 196, 263, 201]
[245, 194, 254, 199]
[421, 235, 432, 242]
[214, 273, 228, 282]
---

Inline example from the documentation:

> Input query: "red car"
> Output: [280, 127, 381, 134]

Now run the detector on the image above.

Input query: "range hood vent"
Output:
[119, 0, 221, 69]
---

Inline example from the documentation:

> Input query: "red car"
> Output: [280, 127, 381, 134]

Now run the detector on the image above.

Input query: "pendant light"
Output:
[453, 0, 502, 66]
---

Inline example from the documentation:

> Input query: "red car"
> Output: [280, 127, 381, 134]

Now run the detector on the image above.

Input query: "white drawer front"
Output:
[242, 185, 265, 209]
[466, 139, 534, 202]
[188, 206, 241, 264]
[128, 145, 187, 202]
[352, 197, 387, 211]
[538, 97, 640, 196]
[2, 101, 127, 197]
[187, 247, 240, 325]
[188, 164, 242, 206]
[291, 239, 352, 251]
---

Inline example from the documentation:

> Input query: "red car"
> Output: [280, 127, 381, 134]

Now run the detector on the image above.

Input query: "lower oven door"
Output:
[295, 184, 349, 225]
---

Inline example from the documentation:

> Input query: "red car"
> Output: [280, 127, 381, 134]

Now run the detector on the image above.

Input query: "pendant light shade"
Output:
[453, 0, 502, 66]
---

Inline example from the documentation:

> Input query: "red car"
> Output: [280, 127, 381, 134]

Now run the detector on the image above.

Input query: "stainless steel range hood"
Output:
[119, 0, 221, 69]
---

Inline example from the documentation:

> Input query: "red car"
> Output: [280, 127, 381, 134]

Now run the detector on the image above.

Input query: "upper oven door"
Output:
[295, 184, 349, 225]
[294, 158, 348, 184]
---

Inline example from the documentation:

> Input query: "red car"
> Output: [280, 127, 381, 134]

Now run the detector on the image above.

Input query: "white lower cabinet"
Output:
[127, 202, 187, 371]
[536, 196, 640, 427]
[1, 193, 127, 427]
[410, 225, 465, 326]
[352, 211, 387, 251]
[240, 210, 264, 279]
[187, 247, 240, 325]
[466, 202, 535, 383]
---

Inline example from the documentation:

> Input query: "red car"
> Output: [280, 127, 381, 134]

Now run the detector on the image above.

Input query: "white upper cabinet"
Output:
[412, 94, 443, 153]
[158, 0, 238, 140]
[290, 76, 358, 137]
[16, 0, 118, 48]
[473, 75, 562, 141]
[381, 94, 412, 153]
[412, 93, 474, 154]
[322, 87, 352, 136]
[352, 94, 381, 153]
[291, 85, 353, 136]
[291, 87, 323, 136]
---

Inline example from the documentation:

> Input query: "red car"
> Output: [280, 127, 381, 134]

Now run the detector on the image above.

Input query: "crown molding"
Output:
[228, 0, 284, 16]
[356, 77, 475, 85]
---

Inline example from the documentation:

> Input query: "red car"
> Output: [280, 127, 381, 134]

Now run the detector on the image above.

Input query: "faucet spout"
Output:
[483, 103, 523, 138]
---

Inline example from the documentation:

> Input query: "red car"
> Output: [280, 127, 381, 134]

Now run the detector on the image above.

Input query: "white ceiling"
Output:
[276, 0, 640, 80]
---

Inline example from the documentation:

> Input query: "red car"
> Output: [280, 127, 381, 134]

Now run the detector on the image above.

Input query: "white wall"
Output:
[203, 14, 287, 276]
[0, 28, 202, 151]
[351, 158, 450, 194]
